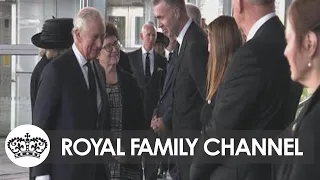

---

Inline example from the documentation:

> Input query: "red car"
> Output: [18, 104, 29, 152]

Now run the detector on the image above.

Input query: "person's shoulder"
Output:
[127, 48, 140, 56]
[155, 52, 166, 61]
[120, 50, 129, 57]
[118, 66, 136, 82]
[50, 48, 74, 65]
[32, 56, 50, 73]
[118, 66, 141, 90]
[229, 42, 260, 66]
[187, 22, 207, 43]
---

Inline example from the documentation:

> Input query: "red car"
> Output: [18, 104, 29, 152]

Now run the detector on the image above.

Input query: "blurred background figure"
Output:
[201, 18, 208, 34]
[98, 23, 145, 180]
[30, 18, 73, 113]
[163, 32, 177, 68]
[186, 3, 202, 26]
[154, 32, 169, 56]
[128, 23, 167, 180]
[277, 0, 320, 179]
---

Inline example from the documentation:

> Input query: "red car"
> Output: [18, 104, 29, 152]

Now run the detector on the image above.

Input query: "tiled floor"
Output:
[0, 138, 29, 180]
[0, 138, 172, 180]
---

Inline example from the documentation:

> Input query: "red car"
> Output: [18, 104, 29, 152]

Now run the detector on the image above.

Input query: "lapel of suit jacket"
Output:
[93, 60, 108, 112]
[68, 49, 90, 95]
[130, 48, 146, 88]
[292, 86, 320, 136]
[161, 49, 178, 98]
[160, 26, 190, 98]
[146, 50, 162, 86]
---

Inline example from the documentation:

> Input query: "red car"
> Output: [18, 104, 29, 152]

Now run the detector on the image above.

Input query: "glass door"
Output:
[0, 0, 80, 136]
[107, 6, 144, 49]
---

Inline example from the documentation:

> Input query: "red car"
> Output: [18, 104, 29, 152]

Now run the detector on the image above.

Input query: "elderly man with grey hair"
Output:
[186, 3, 202, 26]
[190, 0, 302, 179]
[32, 7, 110, 180]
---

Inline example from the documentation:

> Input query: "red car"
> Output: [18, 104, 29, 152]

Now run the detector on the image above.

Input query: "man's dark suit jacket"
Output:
[31, 49, 110, 180]
[30, 55, 50, 112]
[190, 16, 302, 180]
[127, 48, 167, 125]
[276, 86, 320, 180]
[152, 45, 179, 131]
[172, 21, 208, 132]
[118, 50, 132, 73]
[171, 21, 208, 180]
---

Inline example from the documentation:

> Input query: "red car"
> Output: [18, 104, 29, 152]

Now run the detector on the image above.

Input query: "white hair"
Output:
[186, 3, 201, 25]
[141, 23, 157, 33]
[72, 7, 105, 35]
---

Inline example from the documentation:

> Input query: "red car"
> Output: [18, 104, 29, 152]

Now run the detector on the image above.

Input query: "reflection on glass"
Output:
[109, 16, 126, 47]
[135, 17, 144, 45]
[16, 73, 32, 126]
[0, 55, 37, 135]
[0, 55, 12, 135]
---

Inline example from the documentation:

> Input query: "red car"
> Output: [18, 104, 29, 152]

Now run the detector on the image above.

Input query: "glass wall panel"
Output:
[0, 0, 80, 137]
[15, 72, 32, 126]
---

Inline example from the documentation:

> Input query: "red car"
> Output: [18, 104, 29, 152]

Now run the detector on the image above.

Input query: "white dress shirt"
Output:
[141, 46, 155, 75]
[176, 18, 192, 55]
[246, 12, 276, 42]
[165, 48, 173, 62]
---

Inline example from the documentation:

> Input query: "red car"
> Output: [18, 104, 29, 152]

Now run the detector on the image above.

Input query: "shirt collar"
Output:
[176, 18, 192, 46]
[246, 12, 276, 42]
[141, 46, 154, 55]
[72, 43, 88, 67]
[165, 49, 171, 56]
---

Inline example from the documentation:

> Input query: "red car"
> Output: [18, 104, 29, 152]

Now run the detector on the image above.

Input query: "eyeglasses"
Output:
[102, 40, 121, 52]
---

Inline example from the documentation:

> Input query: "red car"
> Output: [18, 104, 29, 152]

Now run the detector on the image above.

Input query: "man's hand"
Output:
[150, 116, 168, 134]
[150, 115, 158, 131]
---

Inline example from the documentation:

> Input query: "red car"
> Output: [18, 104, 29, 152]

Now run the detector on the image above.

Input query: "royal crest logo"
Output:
[5, 125, 50, 168]
[7, 133, 48, 158]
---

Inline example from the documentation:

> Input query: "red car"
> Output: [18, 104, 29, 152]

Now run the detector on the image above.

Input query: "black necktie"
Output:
[85, 62, 98, 122]
[168, 52, 173, 64]
[145, 52, 151, 79]
[176, 42, 180, 57]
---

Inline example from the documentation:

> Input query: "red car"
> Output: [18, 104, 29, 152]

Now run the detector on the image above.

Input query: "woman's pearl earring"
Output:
[308, 62, 312, 67]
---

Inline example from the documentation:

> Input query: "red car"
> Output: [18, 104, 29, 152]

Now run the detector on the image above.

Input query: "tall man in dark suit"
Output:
[190, 0, 303, 180]
[29, 17, 74, 180]
[32, 7, 110, 180]
[153, 0, 208, 179]
[128, 23, 167, 180]
[151, 31, 178, 180]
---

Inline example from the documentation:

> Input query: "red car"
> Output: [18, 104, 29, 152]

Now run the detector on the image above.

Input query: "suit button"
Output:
[160, 101, 163, 104]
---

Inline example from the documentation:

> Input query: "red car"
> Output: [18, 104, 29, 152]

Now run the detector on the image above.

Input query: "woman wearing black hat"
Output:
[154, 32, 169, 56]
[30, 18, 74, 112]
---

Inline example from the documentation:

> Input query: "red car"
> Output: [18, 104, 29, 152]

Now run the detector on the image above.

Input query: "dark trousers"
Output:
[95, 164, 109, 180]
[144, 130, 159, 180]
